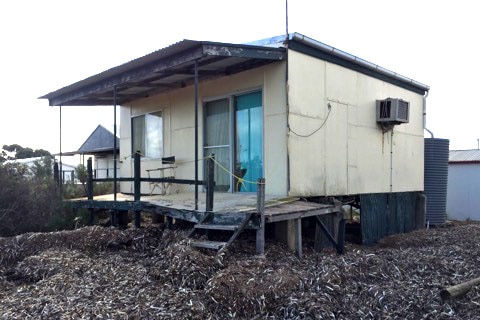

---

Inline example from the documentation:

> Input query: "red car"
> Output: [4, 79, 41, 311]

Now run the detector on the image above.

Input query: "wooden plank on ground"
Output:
[194, 224, 238, 231]
[191, 240, 227, 250]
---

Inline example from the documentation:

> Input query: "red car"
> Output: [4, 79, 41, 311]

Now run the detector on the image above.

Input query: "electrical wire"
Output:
[288, 103, 332, 138]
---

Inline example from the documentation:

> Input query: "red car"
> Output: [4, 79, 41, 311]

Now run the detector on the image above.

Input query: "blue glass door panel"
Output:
[235, 91, 263, 192]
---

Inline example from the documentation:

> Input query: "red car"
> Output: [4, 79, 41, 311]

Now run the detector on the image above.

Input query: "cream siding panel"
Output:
[287, 51, 327, 197]
[326, 63, 357, 105]
[325, 101, 348, 195]
[348, 126, 391, 194]
[391, 133, 424, 192]
[288, 113, 327, 196]
[288, 53, 326, 118]
[288, 49, 424, 196]
[263, 63, 288, 196]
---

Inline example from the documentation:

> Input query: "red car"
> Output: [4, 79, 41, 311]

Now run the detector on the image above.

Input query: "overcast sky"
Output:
[1, 0, 478, 156]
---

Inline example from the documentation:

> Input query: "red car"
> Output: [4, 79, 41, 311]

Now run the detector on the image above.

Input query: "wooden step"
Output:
[191, 240, 227, 250]
[194, 224, 238, 231]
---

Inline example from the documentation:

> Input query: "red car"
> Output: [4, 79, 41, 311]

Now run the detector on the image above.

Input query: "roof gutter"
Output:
[289, 33, 430, 93]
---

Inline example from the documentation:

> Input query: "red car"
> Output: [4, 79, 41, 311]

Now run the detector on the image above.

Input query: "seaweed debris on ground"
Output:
[1, 223, 480, 319]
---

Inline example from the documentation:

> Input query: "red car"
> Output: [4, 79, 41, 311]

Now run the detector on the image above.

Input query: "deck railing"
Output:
[84, 152, 215, 213]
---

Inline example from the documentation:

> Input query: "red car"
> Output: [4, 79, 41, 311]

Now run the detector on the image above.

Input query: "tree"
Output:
[31, 156, 53, 181]
[75, 164, 88, 194]
[0, 150, 7, 163]
[2, 144, 51, 160]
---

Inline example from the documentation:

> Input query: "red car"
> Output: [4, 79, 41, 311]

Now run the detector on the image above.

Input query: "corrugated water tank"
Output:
[424, 138, 449, 225]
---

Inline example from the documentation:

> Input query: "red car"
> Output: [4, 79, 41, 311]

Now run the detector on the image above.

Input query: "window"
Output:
[132, 111, 163, 158]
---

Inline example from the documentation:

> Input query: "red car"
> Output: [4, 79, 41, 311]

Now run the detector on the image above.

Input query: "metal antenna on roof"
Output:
[285, 0, 289, 42]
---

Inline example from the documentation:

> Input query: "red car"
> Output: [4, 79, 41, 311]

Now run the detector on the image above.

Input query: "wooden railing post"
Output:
[134, 151, 141, 227]
[87, 157, 94, 225]
[206, 154, 215, 212]
[53, 161, 60, 187]
[256, 178, 266, 255]
[87, 158, 93, 200]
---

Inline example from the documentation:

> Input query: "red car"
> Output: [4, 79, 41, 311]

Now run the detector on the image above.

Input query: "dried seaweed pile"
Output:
[1, 223, 480, 319]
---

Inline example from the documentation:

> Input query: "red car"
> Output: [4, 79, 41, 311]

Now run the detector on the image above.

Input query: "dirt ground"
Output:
[1, 222, 479, 319]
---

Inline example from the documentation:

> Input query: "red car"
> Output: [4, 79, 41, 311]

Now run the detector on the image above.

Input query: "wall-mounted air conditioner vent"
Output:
[376, 98, 409, 124]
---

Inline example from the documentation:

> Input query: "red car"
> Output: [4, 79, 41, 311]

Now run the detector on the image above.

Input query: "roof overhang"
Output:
[40, 40, 286, 106]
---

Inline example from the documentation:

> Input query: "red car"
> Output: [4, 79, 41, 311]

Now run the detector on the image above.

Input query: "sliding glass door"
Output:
[204, 91, 263, 192]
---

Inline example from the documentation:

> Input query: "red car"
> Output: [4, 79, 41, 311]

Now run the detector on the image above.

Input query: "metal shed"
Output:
[447, 149, 480, 221]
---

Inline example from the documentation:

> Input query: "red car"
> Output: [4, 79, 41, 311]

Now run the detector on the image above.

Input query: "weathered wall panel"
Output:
[288, 49, 424, 197]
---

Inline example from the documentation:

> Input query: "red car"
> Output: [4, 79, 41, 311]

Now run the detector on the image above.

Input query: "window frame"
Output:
[203, 88, 264, 192]
[131, 111, 163, 159]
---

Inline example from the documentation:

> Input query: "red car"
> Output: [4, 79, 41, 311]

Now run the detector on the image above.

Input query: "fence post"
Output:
[87, 157, 94, 225]
[134, 151, 141, 227]
[206, 154, 215, 212]
[53, 161, 59, 187]
[256, 178, 266, 255]
[87, 158, 93, 200]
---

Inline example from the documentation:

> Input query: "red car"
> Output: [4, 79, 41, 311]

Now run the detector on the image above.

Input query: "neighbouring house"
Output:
[447, 149, 480, 221]
[6, 156, 76, 182]
[62, 124, 119, 179]
[40, 33, 429, 245]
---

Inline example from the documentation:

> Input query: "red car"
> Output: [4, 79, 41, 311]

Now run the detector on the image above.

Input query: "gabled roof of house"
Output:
[449, 149, 480, 163]
[77, 124, 119, 154]
[40, 33, 428, 107]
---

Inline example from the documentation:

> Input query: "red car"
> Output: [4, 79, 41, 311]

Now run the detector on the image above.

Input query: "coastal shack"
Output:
[62, 124, 120, 179]
[41, 33, 429, 255]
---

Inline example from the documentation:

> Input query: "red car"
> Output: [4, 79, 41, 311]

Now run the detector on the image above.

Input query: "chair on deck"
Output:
[146, 156, 176, 195]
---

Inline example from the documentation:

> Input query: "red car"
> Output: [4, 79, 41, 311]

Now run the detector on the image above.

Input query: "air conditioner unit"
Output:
[376, 98, 409, 124]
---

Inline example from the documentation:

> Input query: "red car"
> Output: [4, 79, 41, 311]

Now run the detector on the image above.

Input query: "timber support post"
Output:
[205, 154, 215, 212]
[133, 151, 141, 228]
[87, 157, 94, 225]
[336, 207, 346, 254]
[53, 161, 60, 188]
[313, 200, 346, 254]
[256, 178, 266, 255]
[334, 199, 346, 254]
[295, 218, 302, 259]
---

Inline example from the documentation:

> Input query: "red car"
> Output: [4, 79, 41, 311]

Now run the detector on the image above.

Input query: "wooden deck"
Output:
[67, 153, 345, 258]
[70, 191, 344, 258]
[71, 192, 339, 223]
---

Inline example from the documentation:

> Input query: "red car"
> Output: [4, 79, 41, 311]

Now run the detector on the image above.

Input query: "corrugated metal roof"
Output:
[39, 39, 286, 106]
[40, 40, 200, 100]
[449, 149, 480, 163]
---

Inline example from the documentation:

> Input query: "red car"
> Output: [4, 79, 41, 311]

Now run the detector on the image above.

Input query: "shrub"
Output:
[0, 163, 74, 237]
